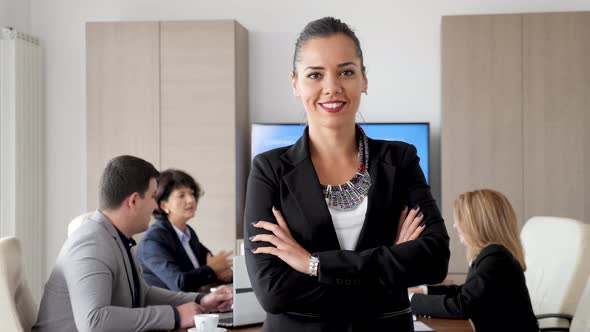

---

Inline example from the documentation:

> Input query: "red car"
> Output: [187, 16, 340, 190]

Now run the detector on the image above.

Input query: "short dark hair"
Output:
[292, 16, 365, 76]
[153, 169, 203, 219]
[99, 155, 160, 210]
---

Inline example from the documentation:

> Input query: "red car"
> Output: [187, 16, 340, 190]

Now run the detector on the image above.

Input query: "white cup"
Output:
[194, 314, 219, 332]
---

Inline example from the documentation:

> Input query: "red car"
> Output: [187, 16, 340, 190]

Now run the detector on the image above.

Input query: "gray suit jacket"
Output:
[33, 211, 199, 332]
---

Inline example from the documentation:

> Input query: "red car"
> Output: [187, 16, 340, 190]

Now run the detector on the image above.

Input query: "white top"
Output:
[327, 198, 368, 250]
[172, 224, 200, 269]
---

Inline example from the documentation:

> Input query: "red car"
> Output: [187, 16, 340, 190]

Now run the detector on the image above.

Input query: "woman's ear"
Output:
[159, 200, 168, 213]
[290, 71, 300, 97]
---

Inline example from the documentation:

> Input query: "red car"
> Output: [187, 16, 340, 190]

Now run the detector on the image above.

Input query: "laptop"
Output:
[217, 255, 266, 327]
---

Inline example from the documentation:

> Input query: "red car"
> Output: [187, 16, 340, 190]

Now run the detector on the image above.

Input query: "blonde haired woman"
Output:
[409, 189, 539, 332]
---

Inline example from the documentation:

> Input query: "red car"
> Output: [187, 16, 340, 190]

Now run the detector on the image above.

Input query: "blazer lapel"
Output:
[162, 219, 196, 268]
[187, 225, 209, 265]
[91, 210, 138, 304]
[355, 138, 397, 251]
[281, 129, 341, 251]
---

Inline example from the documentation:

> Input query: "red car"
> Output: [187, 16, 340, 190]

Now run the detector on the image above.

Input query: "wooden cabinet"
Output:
[442, 12, 590, 275]
[523, 13, 590, 223]
[441, 14, 524, 275]
[86, 20, 248, 251]
[86, 21, 161, 205]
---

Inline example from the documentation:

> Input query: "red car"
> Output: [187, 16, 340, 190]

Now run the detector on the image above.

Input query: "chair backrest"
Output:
[67, 211, 94, 237]
[571, 276, 590, 332]
[0, 236, 38, 331]
[522, 216, 590, 328]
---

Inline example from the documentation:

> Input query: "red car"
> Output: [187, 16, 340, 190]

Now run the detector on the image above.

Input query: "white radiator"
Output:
[0, 27, 45, 301]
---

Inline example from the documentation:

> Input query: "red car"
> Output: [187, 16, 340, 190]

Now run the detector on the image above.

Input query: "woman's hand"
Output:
[250, 207, 311, 274]
[207, 250, 233, 274]
[395, 205, 425, 245]
[216, 268, 233, 283]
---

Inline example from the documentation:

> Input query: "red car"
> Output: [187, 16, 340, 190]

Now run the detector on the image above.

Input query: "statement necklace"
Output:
[321, 126, 372, 210]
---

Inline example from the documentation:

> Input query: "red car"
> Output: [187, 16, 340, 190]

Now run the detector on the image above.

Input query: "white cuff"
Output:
[409, 285, 428, 302]
[419, 285, 428, 295]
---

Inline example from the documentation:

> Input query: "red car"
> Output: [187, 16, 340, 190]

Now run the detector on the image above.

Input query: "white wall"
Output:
[30, 0, 590, 279]
[0, 0, 30, 33]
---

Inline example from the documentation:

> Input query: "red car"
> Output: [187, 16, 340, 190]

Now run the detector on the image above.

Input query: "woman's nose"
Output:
[322, 74, 343, 95]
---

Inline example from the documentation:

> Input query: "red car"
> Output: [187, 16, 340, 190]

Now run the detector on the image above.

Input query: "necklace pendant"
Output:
[322, 125, 371, 211]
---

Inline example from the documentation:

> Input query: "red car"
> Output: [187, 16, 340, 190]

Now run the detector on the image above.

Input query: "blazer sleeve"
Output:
[63, 239, 178, 332]
[427, 284, 461, 296]
[141, 279, 200, 307]
[138, 230, 217, 292]
[410, 252, 509, 319]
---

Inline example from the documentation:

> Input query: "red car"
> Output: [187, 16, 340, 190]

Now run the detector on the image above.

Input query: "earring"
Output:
[164, 209, 170, 214]
[362, 90, 368, 95]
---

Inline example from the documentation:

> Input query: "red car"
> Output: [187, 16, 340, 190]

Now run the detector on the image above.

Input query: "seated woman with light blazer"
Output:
[137, 169, 233, 292]
[409, 189, 539, 332]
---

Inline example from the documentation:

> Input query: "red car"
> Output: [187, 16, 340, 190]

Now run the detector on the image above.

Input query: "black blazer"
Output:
[244, 130, 450, 332]
[136, 218, 217, 292]
[411, 244, 539, 332]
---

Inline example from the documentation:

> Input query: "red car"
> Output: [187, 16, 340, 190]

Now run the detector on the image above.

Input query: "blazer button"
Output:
[353, 280, 361, 286]
[336, 278, 343, 285]
[344, 279, 352, 286]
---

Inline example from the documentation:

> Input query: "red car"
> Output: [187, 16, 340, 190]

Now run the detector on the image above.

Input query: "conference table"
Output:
[174, 316, 473, 331]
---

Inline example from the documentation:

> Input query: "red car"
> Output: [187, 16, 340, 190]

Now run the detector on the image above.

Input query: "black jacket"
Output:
[244, 130, 450, 332]
[411, 244, 539, 332]
[136, 218, 217, 292]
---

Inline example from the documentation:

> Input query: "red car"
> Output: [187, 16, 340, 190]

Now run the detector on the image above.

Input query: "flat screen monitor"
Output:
[251, 123, 430, 183]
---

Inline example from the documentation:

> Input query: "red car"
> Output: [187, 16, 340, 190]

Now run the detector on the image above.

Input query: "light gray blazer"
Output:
[33, 210, 199, 332]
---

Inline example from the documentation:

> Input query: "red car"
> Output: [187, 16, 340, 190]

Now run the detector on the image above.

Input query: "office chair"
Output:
[0, 236, 38, 332]
[540, 276, 590, 332]
[569, 276, 590, 332]
[67, 211, 94, 237]
[521, 217, 590, 331]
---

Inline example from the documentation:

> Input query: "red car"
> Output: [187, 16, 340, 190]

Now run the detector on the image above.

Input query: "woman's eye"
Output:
[341, 70, 354, 77]
[307, 72, 321, 79]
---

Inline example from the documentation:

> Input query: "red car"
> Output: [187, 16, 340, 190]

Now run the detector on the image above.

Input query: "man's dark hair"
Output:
[153, 169, 203, 219]
[99, 155, 160, 210]
[292, 16, 365, 76]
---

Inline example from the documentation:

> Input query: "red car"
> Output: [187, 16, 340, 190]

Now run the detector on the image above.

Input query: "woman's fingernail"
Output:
[413, 204, 420, 211]
[248, 236, 255, 241]
[251, 221, 258, 226]
[403, 205, 408, 211]
[250, 248, 256, 253]
[417, 212, 423, 218]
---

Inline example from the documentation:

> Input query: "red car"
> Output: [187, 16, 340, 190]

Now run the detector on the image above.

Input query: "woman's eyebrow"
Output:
[304, 62, 357, 71]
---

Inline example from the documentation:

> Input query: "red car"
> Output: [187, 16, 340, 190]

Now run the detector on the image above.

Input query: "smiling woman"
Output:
[244, 17, 449, 332]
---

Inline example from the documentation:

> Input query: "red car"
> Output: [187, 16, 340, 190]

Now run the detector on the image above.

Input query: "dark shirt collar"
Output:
[114, 227, 137, 249]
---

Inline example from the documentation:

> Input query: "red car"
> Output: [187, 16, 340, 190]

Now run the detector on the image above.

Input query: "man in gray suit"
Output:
[34, 155, 232, 332]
